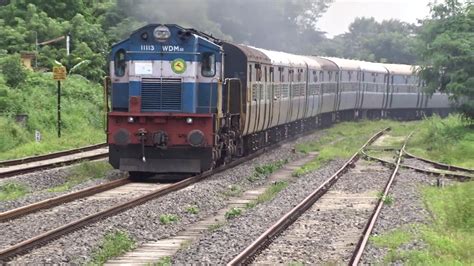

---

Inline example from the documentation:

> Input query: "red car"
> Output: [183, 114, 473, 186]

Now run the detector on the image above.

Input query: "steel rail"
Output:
[402, 149, 474, 173]
[0, 153, 109, 179]
[0, 178, 130, 222]
[0, 143, 274, 261]
[349, 132, 411, 265]
[362, 150, 473, 181]
[0, 143, 107, 167]
[227, 127, 390, 266]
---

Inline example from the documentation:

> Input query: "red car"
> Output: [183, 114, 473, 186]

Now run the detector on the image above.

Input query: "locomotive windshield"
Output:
[114, 49, 126, 77]
[202, 52, 215, 77]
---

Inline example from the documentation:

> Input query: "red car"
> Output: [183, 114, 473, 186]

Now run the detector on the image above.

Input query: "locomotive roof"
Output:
[384, 63, 418, 75]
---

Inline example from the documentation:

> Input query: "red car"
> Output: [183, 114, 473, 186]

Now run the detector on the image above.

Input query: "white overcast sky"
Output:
[318, 0, 433, 37]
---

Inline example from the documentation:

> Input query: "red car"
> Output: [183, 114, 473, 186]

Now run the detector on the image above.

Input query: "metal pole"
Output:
[57, 81, 61, 138]
[34, 31, 38, 68]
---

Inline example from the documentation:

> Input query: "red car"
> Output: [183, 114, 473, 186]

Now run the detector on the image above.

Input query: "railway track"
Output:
[228, 128, 393, 265]
[362, 150, 473, 181]
[0, 177, 130, 222]
[0, 143, 108, 178]
[0, 142, 275, 262]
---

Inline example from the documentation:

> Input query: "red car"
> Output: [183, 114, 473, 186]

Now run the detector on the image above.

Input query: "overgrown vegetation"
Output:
[224, 207, 242, 220]
[0, 182, 29, 201]
[159, 214, 179, 224]
[406, 115, 474, 168]
[371, 182, 474, 264]
[247, 160, 287, 182]
[293, 119, 417, 177]
[0, 67, 105, 160]
[377, 192, 395, 206]
[89, 230, 135, 265]
[294, 114, 473, 177]
[246, 181, 289, 209]
[47, 161, 112, 192]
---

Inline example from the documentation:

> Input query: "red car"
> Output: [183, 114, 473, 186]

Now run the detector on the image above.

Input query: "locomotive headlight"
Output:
[127, 117, 135, 123]
[186, 117, 193, 124]
[153, 25, 171, 42]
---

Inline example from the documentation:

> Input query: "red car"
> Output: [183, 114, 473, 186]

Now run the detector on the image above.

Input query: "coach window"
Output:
[255, 64, 262, 81]
[313, 70, 317, 83]
[202, 52, 216, 77]
[319, 71, 324, 82]
[114, 49, 126, 77]
[249, 64, 252, 82]
[264, 66, 268, 82]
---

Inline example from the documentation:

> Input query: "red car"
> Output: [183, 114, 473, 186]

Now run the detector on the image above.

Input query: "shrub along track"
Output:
[0, 143, 108, 178]
[0, 132, 309, 263]
[228, 128, 401, 265]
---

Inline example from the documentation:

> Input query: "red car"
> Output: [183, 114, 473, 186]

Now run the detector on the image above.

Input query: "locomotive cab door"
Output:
[223, 78, 243, 128]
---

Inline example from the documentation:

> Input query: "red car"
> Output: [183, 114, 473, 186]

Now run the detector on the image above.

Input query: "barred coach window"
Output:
[202, 52, 216, 77]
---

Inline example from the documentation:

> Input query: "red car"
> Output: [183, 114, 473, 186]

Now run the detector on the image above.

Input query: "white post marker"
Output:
[35, 130, 41, 143]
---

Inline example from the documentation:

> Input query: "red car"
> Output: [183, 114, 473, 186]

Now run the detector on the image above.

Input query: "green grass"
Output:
[293, 119, 417, 176]
[185, 205, 199, 214]
[247, 159, 288, 182]
[47, 161, 112, 192]
[159, 214, 179, 224]
[377, 192, 395, 206]
[208, 221, 226, 231]
[371, 228, 413, 249]
[89, 230, 135, 265]
[222, 184, 243, 197]
[0, 72, 105, 161]
[152, 256, 172, 266]
[246, 181, 289, 209]
[225, 207, 242, 219]
[0, 182, 28, 201]
[406, 114, 474, 168]
[372, 181, 474, 265]
[293, 114, 474, 177]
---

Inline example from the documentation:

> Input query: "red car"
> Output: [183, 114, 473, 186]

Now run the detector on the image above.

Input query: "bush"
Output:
[0, 54, 27, 87]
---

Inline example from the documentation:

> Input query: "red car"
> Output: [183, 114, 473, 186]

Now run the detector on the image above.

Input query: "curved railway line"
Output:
[0, 143, 108, 178]
[228, 130, 471, 265]
[228, 128, 390, 265]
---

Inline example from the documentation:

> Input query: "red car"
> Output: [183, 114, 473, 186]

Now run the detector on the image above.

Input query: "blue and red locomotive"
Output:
[106, 24, 450, 177]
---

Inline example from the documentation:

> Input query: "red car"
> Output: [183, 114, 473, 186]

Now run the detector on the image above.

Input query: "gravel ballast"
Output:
[6, 131, 325, 265]
[251, 159, 392, 264]
[0, 165, 126, 213]
[361, 168, 453, 264]
[172, 158, 347, 264]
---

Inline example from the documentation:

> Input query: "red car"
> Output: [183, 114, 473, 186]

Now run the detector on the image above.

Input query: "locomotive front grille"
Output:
[141, 78, 182, 112]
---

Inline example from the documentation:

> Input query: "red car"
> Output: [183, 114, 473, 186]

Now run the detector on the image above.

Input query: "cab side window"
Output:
[114, 49, 126, 77]
[202, 52, 216, 77]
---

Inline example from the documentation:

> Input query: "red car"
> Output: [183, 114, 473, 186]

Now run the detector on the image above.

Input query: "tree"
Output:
[316, 17, 419, 64]
[417, 1, 474, 120]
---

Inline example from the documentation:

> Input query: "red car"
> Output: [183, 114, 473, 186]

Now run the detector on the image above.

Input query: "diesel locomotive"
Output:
[105, 24, 450, 177]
